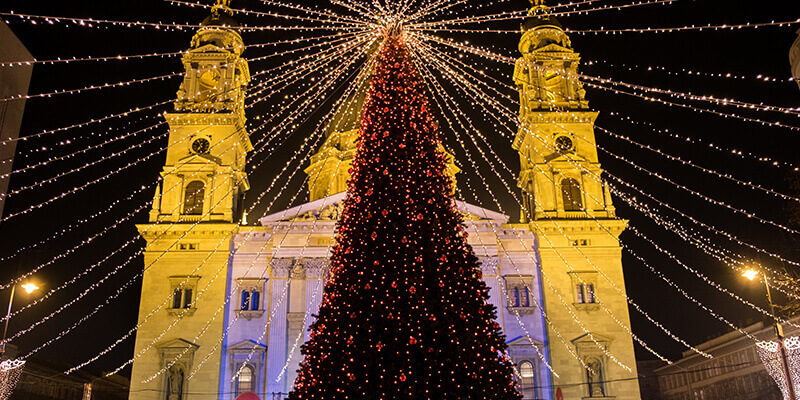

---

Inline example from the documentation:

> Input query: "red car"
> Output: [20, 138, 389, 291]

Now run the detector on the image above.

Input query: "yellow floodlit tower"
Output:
[512, 1, 642, 399]
[130, 2, 251, 399]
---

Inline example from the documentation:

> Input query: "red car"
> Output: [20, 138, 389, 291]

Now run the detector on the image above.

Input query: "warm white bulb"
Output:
[742, 269, 758, 281]
[21, 283, 39, 294]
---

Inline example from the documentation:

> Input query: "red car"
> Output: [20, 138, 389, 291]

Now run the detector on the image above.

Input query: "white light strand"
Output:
[410, 45, 634, 372]
[412, 39, 755, 356]
[67, 34, 377, 374]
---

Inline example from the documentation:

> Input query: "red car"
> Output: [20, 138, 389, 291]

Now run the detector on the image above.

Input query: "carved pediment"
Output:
[227, 340, 266, 353]
[508, 335, 546, 348]
[534, 43, 573, 54]
[261, 194, 508, 224]
[188, 43, 230, 55]
[571, 332, 614, 352]
[156, 338, 200, 351]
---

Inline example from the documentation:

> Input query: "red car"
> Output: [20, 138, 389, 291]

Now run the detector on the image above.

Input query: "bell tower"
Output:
[131, 2, 250, 399]
[149, 0, 252, 223]
[513, 0, 614, 222]
[512, 2, 641, 399]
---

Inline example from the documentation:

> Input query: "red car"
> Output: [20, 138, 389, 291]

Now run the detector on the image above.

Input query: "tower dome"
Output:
[521, 0, 563, 32]
[201, 0, 239, 27]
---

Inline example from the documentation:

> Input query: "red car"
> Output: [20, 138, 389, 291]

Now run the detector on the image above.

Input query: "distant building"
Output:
[792, 28, 800, 90]
[653, 320, 799, 400]
[2, 345, 129, 400]
[637, 360, 665, 400]
[0, 20, 34, 221]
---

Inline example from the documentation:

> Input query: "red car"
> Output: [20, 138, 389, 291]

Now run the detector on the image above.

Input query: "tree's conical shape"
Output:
[288, 36, 521, 400]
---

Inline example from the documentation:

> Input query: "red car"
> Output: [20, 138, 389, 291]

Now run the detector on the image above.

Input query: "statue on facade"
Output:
[167, 366, 184, 400]
[586, 357, 605, 397]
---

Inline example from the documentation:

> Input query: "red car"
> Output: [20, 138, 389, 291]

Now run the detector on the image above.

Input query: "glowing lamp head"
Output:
[742, 269, 759, 281]
[20, 283, 39, 294]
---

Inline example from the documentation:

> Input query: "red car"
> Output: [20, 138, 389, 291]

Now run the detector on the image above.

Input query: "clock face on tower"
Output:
[555, 135, 573, 153]
[191, 138, 211, 154]
[199, 69, 221, 89]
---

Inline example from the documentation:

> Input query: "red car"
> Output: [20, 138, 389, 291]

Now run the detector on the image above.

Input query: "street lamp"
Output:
[743, 268, 797, 399]
[0, 281, 40, 358]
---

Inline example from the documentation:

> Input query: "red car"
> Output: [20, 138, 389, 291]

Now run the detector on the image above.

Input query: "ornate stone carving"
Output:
[270, 258, 296, 278]
[292, 202, 344, 222]
[290, 262, 306, 279]
[479, 256, 500, 276]
[303, 258, 330, 278]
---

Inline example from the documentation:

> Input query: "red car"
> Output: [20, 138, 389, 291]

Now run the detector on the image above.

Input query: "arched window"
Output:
[250, 291, 260, 311]
[513, 287, 521, 307]
[241, 291, 250, 311]
[183, 181, 205, 215]
[586, 284, 595, 304]
[561, 178, 583, 211]
[236, 365, 255, 396]
[519, 361, 536, 399]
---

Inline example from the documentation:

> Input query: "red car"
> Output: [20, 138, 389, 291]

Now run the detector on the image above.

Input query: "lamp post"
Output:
[0, 282, 39, 358]
[743, 268, 797, 400]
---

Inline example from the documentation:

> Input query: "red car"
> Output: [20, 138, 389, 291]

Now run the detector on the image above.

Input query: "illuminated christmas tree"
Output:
[288, 35, 521, 400]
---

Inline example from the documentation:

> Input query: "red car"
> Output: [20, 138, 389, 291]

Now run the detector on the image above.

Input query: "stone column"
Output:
[480, 256, 503, 326]
[304, 259, 329, 342]
[265, 258, 293, 396]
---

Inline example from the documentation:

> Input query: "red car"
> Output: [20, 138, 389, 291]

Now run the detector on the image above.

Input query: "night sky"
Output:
[0, 0, 798, 381]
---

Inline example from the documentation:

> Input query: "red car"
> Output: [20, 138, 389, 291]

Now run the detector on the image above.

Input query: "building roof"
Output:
[259, 193, 508, 224]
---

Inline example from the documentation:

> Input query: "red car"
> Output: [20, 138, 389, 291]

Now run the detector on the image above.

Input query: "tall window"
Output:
[576, 284, 596, 304]
[561, 178, 583, 211]
[241, 291, 250, 311]
[172, 288, 182, 309]
[172, 288, 193, 309]
[519, 361, 536, 399]
[240, 290, 261, 311]
[236, 365, 255, 396]
[513, 287, 521, 307]
[183, 181, 205, 215]
[250, 291, 260, 310]
[585, 284, 595, 303]
[182, 288, 192, 308]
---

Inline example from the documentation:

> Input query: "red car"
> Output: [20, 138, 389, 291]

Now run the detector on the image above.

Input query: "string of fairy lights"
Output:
[61, 31, 379, 374]
[0, 10, 756, 382]
[110, 49, 376, 382]
[407, 24, 800, 373]
[411, 39, 717, 361]
[0, 30, 367, 363]
[0, 31, 372, 267]
[2, 0, 800, 393]
[412, 41, 698, 370]
[409, 43, 640, 371]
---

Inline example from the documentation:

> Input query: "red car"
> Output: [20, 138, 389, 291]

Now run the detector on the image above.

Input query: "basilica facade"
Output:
[127, 2, 641, 400]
